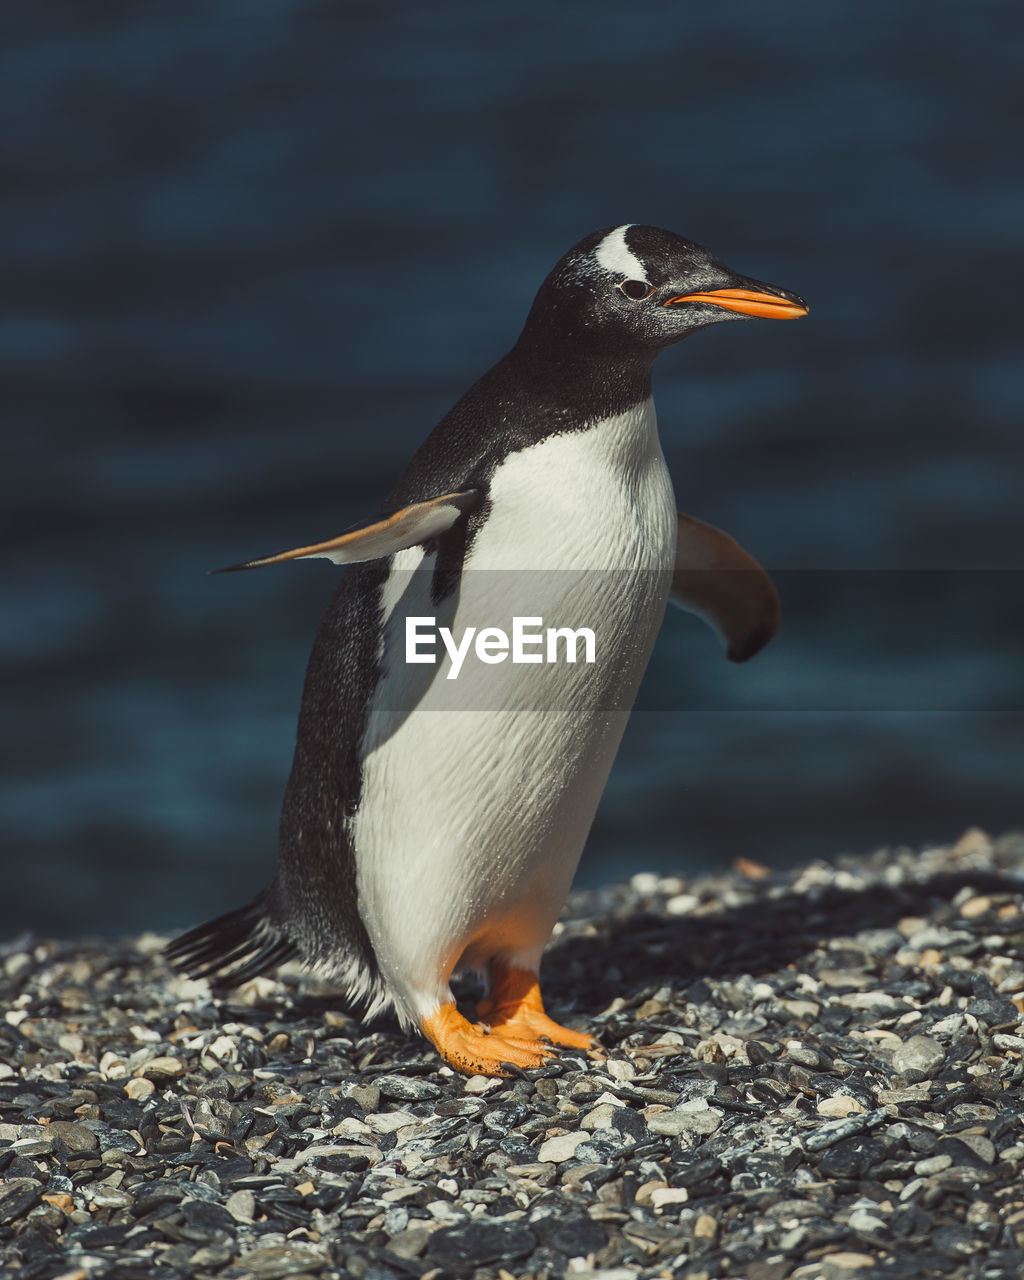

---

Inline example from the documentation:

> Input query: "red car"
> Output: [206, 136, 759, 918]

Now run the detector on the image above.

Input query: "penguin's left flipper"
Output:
[213, 488, 482, 572]
[671, 512, 781, 662]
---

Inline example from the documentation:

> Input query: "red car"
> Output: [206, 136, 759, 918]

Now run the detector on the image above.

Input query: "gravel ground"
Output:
[3, 829, 1024, 1280]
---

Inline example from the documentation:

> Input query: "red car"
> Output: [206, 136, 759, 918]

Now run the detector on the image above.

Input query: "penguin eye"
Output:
[619, 279, 654, 300]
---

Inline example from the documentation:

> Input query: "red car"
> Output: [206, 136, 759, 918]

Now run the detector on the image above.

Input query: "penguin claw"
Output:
[478, 962, 598, 1052]
[487, 1018, 597, 1052]
[420, 1004, 556, 1078]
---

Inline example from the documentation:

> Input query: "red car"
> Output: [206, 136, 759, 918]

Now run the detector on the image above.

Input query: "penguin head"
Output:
[520, 224, 807, 357]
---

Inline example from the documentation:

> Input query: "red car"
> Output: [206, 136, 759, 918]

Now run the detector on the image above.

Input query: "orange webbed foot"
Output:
[477, 963, 599, 1053]
[421, 1003, 556, 1077]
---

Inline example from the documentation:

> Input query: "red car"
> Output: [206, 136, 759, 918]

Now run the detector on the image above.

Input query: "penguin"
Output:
[168, 224, 807, 1076]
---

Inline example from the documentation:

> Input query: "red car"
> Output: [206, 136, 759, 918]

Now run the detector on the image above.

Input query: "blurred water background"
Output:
[3, 0, 1022, 938]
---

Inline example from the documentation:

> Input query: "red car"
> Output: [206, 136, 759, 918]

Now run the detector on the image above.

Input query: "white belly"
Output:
[351, 399, 677, 1024]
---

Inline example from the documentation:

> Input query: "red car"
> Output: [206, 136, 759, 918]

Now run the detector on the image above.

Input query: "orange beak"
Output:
[664, 287, 809, 319]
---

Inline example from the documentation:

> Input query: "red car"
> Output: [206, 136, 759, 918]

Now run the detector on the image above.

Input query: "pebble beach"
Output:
[3, 829, 1024, 1280]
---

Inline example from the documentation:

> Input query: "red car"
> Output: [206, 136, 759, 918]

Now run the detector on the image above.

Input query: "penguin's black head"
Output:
[520, 224, 808, 358]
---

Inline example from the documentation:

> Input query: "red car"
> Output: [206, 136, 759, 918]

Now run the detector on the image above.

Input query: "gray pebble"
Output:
[43, 1121, 98, 1151]
[648, 1108, 722, 1137]
[349, 1083, 381, 1112]
[225, 1189, 256, 1222]
[86, 1185, 134, 1209]
[537, 1131, 588, 1162]
[892, 1034, 945, 1078]
[373, 1073, 440, 1101]
[224, 1243, 329, 1278]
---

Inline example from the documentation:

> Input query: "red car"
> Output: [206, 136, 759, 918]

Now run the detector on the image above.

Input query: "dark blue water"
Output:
[4, 1, 1023, 938]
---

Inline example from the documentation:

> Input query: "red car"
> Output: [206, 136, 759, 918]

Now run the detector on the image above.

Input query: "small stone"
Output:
[952, 827, 991, 856]
[364, 1110, 419, 1134]
[124, 1078, 155, 1100]
[824, 1254, 877, 1271]
[506, 1162, 555, 1182]
[44, 1122, 98, 1152]
[804, 1108, 887, 1152]
[42, 1192, 75, 1214]
[786, 1042, 824, 1069]
[932, 1224, 976, 1257]
[817, 1137, 887, 1181]
[734, 856, 771, 879]
[389, 1226, 431, 1258]
[464, 1075, 503, 1095]
[349, 1083, 381, 1111]
[610, 1106, 648, 1141]
[892, 1035, 945, 1078]
[605, 1057, 636, 1082]
[836, 991, 898, 1011]
[374, 1073, 441, 1101]
[225, 1243, 328, 1277]
[88, 1185, 133, 1210]
[648, 1107, 721, 1136]
[538, 1131, 588, 1162]
[4, 952, 31, 978]
[914, 1153, 952, 1175]
[236, 975, 279, 1004]
[960, 896, 992, 919]
[428, 1220, 536, 1269]
[226, 1190, 256, 1222]
[135, 1056, 184, 1079]
[666, 893, 699, 916]
[848, 1207, 886, 1234]
[631, 872, 660, 894]
[0, 1180, 42, 1226]
[650, 1186, 689, 1209]
[191, 1244, 235, 1269]
[967, 996, 1020, 1026]
[817, 1096, 865, 1118]
[875, 1083, 932, 1105]
[530, 1209, 606, 1257]
[781, 999, 820, 1020]
[937, 1133, 996, 1167]
[581, 1103, 617, 1131]
[693, 1213, 718, 1242]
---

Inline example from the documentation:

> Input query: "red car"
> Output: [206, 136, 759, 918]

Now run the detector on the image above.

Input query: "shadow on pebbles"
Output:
[2, 829, 1024, 1280]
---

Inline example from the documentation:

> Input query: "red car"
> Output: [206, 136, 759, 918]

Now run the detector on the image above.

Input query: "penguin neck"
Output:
[507, 328, 656, 424]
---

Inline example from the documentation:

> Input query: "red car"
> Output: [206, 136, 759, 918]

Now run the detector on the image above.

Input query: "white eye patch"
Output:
[593, 224, 645, 280]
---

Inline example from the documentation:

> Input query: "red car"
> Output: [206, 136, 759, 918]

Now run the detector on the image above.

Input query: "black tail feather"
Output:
[166, 897, 300, 987]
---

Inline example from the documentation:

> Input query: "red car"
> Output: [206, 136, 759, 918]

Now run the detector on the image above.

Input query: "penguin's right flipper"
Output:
[671, 512, 781, 662]
[214, 488, 481, 573]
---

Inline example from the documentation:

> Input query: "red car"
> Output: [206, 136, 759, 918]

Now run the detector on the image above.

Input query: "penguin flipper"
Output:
[214, 488, 481, 573]
[671, 511, 781, 662]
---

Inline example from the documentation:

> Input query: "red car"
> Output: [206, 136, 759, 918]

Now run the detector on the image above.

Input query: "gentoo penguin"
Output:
[168, 224, 807, 1076]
